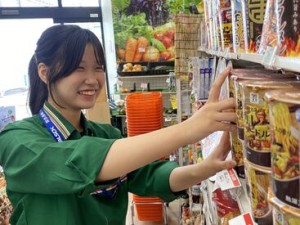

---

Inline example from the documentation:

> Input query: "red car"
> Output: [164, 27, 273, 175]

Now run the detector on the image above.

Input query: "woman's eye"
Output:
[77, 67, 85, 71]
[96, 67, 104, 72]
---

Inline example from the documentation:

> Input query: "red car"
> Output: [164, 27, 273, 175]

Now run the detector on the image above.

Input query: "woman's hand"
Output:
[169, 131, 236, 192]
[181, 66, 237, 144]
[202, 131, 236, 178]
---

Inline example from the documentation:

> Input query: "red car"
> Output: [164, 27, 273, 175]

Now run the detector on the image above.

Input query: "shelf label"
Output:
[229, 213, 255, 225]
[117, 80, 123, 86]
[216, 168, 241, 190]
[140, 83, 147, 89]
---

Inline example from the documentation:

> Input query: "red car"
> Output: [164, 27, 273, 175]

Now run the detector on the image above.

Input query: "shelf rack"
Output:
[198, 47, 300, 73]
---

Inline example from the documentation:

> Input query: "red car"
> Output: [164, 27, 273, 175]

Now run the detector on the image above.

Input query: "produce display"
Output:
[112, 0, 203, 63]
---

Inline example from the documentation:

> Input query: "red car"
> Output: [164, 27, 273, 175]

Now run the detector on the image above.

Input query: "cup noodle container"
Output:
[265, 89, 300, 209]
[231, 70, 296, 172]
[228, 72, 246, 178]
[232, 69, 295, 142]
[268, 188, 300, 225]
[244, 159, 273, 225]
[241, 80, 298, 169]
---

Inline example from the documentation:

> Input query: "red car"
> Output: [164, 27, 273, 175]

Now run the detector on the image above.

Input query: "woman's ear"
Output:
[37, 63, 49, 84]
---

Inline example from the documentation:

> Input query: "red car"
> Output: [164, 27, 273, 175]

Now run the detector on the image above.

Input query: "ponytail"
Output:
[28, 55, 48, 115]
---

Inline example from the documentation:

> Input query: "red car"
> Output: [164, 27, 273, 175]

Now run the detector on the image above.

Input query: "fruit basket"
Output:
[117, 61, 174, 76]
[117, 62, 149, 76]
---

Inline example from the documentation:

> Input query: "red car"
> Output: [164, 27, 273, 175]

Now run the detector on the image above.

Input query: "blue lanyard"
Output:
[39, 108, 65, 142]
[39, 108, 127, 199]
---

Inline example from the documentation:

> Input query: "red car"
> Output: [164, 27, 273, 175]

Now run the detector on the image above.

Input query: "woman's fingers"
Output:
[214, 98, 236, 112]
[208, 66, 232, 102]
[214, 111, 237, 123]
[215, 121, 237, 132]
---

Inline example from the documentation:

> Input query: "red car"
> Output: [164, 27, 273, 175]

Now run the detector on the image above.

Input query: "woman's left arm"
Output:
[168, 132, 236, 192]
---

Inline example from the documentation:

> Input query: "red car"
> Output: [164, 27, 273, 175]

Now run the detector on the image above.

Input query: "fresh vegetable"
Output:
[166, 0, 202, 14]
[117, 49, 126, 61]
[142, 46, 160, 61]
[160, 50, 171, 60]
[111, 0, 130, 12]
[133, 36, 149, 62]
[113, 13, 153, 49]
[151, 38, 166, 51]
[125, 37, 138, 62]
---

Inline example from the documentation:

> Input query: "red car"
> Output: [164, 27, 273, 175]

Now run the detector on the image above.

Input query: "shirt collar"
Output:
[42, 101, 90, 139]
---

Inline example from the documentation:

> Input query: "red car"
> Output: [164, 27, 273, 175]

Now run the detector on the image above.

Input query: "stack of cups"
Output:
[126, 92, 163, 137]
[125, 92, 164, 222]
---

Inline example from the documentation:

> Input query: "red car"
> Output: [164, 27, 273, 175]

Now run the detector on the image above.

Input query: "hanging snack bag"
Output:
[231, 0, 247, 53]
[277, 0, 300, 57]
[242, 0, 267, 53]
[265, 89, 300, 209]
[241, 80, 297, 169]
[219, 0, 233, 52]
[212, 187, 241, 225]
[258, 0, 279, 54]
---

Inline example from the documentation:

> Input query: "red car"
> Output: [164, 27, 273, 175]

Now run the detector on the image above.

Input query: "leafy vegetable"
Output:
[166, 0, 202, 15]
[113, 13, 153, 49]
[111, 0, 130, 12]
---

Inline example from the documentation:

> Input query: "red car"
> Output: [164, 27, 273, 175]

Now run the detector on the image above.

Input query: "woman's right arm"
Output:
[97, 67, 236, 182]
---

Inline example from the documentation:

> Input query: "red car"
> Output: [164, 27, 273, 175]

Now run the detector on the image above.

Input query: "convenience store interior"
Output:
[1, 0, 300, 225]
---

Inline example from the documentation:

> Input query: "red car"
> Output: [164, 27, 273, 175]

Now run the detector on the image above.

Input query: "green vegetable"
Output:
[151, 38, 166, 51]
[113, 13, 153, 49]
[111, 0, 130, 11]
[166, 0, 202, 14]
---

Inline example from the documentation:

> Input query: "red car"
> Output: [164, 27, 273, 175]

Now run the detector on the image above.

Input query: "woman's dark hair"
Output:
[28, 24, 106, 114]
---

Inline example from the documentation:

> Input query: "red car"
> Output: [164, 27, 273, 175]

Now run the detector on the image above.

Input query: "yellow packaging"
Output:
[266, 89, 300, 209]
[242, 81, 295, 169]
[268, 189, 300, 225]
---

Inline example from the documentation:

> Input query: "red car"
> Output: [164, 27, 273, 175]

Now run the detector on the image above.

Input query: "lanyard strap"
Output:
[39, 108, 65, 142]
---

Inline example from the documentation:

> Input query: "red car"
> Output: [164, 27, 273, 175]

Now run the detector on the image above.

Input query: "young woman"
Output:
[0, 25, 236, 225]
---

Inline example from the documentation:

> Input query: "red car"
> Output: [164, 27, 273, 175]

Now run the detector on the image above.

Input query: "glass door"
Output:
[0, 2, 104, 124]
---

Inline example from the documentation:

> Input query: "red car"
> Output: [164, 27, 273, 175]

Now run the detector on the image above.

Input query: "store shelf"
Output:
[116, 74, 174, 79]
[199, 48, 300, 73]
[115, 91, 176, 96]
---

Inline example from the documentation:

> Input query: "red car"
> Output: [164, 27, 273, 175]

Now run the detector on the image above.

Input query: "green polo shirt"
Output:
[0, 102, 183, 225]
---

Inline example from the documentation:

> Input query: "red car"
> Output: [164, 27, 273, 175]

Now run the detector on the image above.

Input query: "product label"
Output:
[229, 213, 255, 225]
[216, 168, 241, 190]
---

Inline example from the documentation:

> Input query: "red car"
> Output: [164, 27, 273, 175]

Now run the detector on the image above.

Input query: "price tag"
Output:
[140, 83, 148, 89]
[262, 46, 277, 67]
[138, 47, 146, 53]
[216, 168, 241, 190]
[117, 80, 123, 86]
[249, 92, 259, 104]
[229, 213, 255, 225]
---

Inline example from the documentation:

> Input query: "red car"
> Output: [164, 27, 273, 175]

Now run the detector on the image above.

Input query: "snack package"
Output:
[212, 187, 241, 225]
[242, 0, 267, 53]
[277, 0, 300, 57]
[231, 0, 247, 53]
[258, 0, 279, 54]
[219, 0, 233, 52]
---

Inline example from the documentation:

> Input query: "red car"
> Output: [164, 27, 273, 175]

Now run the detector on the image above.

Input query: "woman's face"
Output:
[49, 44, 105, 112]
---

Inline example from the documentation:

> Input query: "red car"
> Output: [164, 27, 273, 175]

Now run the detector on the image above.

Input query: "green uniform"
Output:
[0, 102, 183, 225]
